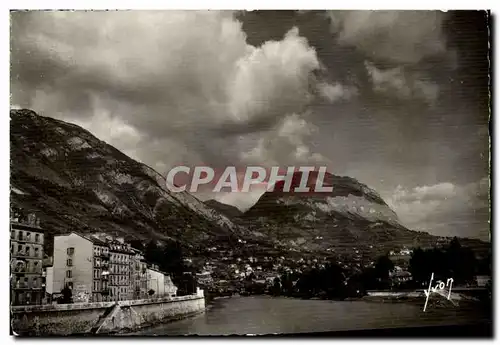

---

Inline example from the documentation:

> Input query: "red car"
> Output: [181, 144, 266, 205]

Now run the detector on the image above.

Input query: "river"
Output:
[132, 295, 490, 336]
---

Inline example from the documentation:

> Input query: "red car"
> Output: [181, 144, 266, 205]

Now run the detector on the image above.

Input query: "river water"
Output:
[134, 295, 490, 336]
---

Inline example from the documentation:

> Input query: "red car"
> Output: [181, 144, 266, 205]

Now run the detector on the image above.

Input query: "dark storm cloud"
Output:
[10, 10, 490, 240]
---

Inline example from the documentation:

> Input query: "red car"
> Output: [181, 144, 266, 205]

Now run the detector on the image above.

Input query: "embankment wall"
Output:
[11, 290, 205, 336]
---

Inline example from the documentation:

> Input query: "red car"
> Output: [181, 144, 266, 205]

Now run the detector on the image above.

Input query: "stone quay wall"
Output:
[11, 289, 206, 336]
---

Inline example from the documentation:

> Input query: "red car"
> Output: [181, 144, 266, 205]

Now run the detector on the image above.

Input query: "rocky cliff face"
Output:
[242, 171, 438, 254]
[10, 109, 244, 249]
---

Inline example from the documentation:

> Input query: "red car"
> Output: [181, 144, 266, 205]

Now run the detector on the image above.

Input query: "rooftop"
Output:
[10, 220, 45, 232]
[55, 231, 109, 246]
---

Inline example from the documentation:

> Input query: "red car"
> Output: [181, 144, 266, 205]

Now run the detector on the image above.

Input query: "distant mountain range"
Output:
[10, 109, 489, 258]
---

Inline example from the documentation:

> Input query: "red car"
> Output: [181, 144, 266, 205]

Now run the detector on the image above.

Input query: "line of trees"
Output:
[409, 237, 490, 287]
[250, 238, 490, 299]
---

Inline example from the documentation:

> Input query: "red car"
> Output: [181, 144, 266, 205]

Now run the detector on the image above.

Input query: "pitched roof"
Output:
[54, 231, 110, 246]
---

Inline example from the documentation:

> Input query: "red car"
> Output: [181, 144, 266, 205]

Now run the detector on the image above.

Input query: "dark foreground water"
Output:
[133, 296, 491, 336]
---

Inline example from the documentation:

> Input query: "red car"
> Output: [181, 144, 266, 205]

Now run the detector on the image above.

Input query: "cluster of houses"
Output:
[389, 247, 413, 257]
[10, 210, 177, 306]
[10, 209, 490, 305]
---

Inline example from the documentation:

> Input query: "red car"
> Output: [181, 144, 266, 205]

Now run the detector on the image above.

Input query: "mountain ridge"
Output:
[205, 199, 244, 218]
[10, 109, 247, 252]
[10, 108, 489, 259]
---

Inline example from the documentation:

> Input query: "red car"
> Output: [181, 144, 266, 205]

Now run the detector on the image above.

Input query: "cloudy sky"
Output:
[10, 10, 490, 241]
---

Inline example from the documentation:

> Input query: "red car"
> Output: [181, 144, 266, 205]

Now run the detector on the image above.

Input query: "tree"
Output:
[477, 252, 492, 275]
[320, 263, 346, 299]
[130, 239, 145, 251]
[409, 239, 478, 287]
[148, 289, 155, 296]
[409, 247, 432, 286]
[346, 272, 368, 297]
[61, 285, 73, 304]
[374, 255, 394, 280]
[176, 273, 198, 296]
[145, 240, 163, 267]
[280, 273, 295, 296]
[359, 267, 379, 291]
[160, 241, 189, 293]
[245, 272, 256, 281]
[446, 239, 477, 285]
[271, 277, 281, 296]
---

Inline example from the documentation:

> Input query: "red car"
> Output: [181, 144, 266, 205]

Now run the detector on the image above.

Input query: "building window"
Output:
[66, 270, 72, 278]
[34, 261, 39, 271]
[25, 247, 30, 256]
[35, 248, 39, 257]
[17, 245, 22, 253]
[67, 259, 73, 266]
[15, 262, 23, 272]
[67, 282, 73, 289]
[35, 234, 40, 243]
[26, 232, 31, 241]
[67, 247, 75, 255]
[11, 230, 15, 239]
[33, 278, 37, 288]
[18, 231, 23, 241]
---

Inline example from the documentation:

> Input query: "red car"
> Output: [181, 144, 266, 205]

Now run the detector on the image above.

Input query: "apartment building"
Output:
[53, 232, 111, 303]
[108, 239, 134, 301]
[10, 213, 45, 305]
[131, 248, 148, 299]
[91, 238, 110, 302]
[147, 266, 166, 297]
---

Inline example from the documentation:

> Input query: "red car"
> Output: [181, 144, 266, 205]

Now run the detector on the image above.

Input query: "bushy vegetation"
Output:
[409, 237, 489, 286]
[132, 239, 198, 296]
[243, 238, 490, 300]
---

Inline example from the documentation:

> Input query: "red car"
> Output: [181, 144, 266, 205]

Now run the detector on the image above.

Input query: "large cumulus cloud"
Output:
[11, 11, 341, 174]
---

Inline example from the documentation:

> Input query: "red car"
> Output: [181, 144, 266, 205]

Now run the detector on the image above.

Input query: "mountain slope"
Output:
[11, 109, 487, 259]
[10, 109, 245, 250]
[205, 199, 243, 219]
[242, 171, 444, 255]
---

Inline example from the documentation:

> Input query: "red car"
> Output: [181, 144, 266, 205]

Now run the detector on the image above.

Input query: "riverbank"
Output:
[11, 291, 206, 336]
